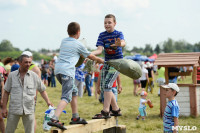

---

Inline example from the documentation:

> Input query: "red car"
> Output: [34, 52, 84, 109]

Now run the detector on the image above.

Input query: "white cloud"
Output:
[39, 3, 51, 14]
[44, 0, 149, 16]
[29, 25, 36, 30]
[8, 18, 14, 23]
[0, 0, 27, 7]
[13, 0, 27, 6]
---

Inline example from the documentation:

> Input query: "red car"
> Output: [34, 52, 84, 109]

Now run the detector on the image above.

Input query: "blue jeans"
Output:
[85, 74, 92, 96]
[51, 75, 56, 87]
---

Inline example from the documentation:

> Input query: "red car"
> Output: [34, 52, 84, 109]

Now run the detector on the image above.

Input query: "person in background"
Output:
[136, 91, 150, 120]
[162, 83, 180, 133]
[139, 63, 149, 93]
[49, 60, 56, 87]
[41, 60, 49, 86]
[146, 62, 154, 93]
[168, 67, 179, 83]
[94, 63, 100, 99]
[157, 66, 165, 96]
[3, 57, 14, 76]
[75, 63, 86, 97]
[53, 53, 58, 63]
[2, 55, 53, 133]
[11, 58, 20, 72]
[21, 51, 42, 133]
[0, 72, 5, 133]
[133, 79, 141, 96]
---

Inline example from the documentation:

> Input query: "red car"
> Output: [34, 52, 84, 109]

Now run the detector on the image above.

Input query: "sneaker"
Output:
[136, 116, 140, 120]
[69, 117, 88, 124]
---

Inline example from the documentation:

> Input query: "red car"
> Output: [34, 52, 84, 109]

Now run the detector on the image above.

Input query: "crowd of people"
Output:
[0, 14, 190, 133]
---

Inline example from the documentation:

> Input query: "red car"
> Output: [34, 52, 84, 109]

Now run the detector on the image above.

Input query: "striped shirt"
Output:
[163, 99, 179, 132]
[96, 30, 124, 61]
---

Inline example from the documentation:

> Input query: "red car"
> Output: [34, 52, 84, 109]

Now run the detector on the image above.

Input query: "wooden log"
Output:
[51, 117, 117, 133]
[189, 86, 198, 117]
[103, 125, 126, 133]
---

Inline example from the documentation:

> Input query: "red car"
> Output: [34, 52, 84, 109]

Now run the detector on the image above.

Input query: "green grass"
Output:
[5, 74, 200, 133]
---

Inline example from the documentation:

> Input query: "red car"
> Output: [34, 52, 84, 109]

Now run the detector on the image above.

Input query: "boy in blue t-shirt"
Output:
[162, 83, 180, 133]
[92, 14, 126, 119]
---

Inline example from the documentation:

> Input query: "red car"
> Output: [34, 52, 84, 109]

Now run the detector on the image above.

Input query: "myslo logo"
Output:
[172, 126, 197, 131]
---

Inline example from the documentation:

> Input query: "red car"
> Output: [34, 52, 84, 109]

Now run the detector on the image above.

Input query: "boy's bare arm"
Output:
[91, 46, 103, 56]
[87, 54, 104, 64]
[173, 117, 178, 133]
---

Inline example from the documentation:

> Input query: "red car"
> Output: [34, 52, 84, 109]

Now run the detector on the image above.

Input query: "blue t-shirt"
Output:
[163, 99, 179, 132]
[75, 63, 86, 82]
[96, 30, 124, 61]
[11, 64, 20, 72]
[55, 37, 90, 78]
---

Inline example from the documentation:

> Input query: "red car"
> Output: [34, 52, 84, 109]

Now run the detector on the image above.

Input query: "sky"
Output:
[0, 0, 200, 51]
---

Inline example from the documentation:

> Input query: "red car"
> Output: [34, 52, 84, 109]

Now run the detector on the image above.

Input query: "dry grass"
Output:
[5, 74, 200, 133]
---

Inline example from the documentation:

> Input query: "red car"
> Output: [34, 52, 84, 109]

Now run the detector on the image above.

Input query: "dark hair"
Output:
[105, 14, 116, 23]
[18, 55, 30, 62]
[67, 22, 80, 36]
[3, 57, 13, 65]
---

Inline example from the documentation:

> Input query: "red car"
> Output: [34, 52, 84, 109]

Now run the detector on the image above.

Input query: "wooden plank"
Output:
[51, 117, 117, 133]
[169, 72, 191, 76]
[165, 67, 169, 84]
[193, 67, 197, 84]
[160, 86, 167, 117]
[103, 125, 126, 133]
[189, 86, 198, 117]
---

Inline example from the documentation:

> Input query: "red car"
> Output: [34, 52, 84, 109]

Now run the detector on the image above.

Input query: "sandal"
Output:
[110, 108, 122, 116]
[92, 110, 111, 119]
[69, 117, 88, 124]
[47, 118, 67, 130]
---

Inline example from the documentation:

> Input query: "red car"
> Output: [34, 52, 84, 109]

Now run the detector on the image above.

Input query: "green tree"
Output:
[162, 38, 174, 53]
[154, 44, 161, 54]
[143, 44, 153, 56]
[0, 39, 15, 51]
[193, 42, 200, 52]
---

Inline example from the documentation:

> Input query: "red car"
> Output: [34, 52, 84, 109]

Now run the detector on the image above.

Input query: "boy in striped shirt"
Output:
[91, 14, 126, 119]
[162, 83, 180, 133]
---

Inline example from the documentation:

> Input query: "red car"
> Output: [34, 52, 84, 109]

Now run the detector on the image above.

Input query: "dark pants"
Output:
[85, 74, 92, 96]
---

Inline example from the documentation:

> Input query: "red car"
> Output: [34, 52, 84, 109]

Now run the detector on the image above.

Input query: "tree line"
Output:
[129, 38, 200, 56]
[1, 38, 200, 59]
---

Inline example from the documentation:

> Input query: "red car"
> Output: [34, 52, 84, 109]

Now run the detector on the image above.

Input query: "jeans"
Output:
[51, 75, 56, 87]
[85, 74, 92, 96]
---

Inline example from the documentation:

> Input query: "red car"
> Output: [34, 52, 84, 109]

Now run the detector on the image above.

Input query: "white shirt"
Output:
[139, 98, 147, 108]
[139, 67, 148, 80]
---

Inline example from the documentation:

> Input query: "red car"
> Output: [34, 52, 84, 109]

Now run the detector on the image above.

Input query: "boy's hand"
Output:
[110, 38, 122, 47]
[96, 58, 104, 64]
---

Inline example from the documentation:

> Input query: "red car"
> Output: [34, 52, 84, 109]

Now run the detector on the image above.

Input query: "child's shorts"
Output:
[139, 107, 147, 116]
[100, 63, 119, 92]
[56, 74, 78, 103]
[134, 79, 140, 84]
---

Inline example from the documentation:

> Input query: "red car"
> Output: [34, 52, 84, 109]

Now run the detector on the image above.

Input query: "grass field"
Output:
[6, 74, 200, 133]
